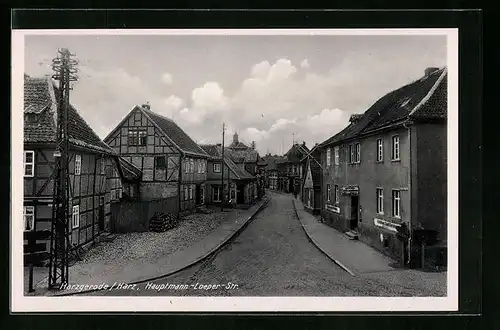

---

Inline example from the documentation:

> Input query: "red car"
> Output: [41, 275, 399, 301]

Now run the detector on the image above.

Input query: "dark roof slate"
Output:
[141, 107, 208, 157]
[318, 67, 447, 148]
[24, 76, 114, 154]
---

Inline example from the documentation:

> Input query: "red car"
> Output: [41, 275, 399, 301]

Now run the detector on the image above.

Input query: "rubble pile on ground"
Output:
[149, 212, 179, 232]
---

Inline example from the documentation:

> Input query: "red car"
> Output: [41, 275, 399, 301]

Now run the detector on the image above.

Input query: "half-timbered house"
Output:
[23, 75, 140, 264]
[103, 104, 209, 212]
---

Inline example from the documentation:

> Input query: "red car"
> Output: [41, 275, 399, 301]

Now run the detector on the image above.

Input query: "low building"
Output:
[278, 142, 310, 194]
[200, 144, 256, 206]
[317, 67, 447, 268]
[104, 104, 209, 213]
[23, 75, 140, 263]
[258, 154, 285, 190]
[300, 144, 322, 215]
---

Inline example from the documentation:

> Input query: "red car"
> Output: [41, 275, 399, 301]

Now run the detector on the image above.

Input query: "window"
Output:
[392, 136, 400, 160]
[128, 128, 147, 146]
[72, 205, 80, 229]
[23, 206, 34, 231]
[190, 159, 194, 173]
[355, 143, 361, 163]
[75, 154, 82, 175]
[213, 163, 221, 173]
[24, 151, 34, 177]
[376, 188, 384, 214]
[326, 148, 331, 166]
[184, 159, 188, 173]
[202, 160, 205, 173]
[184, 185, 188, 201]
[200, 187, 205, 204]
[155, 156, 167, 169]
[334, 146, 339, 165]
[334, 185, 339, 204]
[349, 144, 354, 163]
[327, 184, 331, 202]
[377, 139, 384, 162]
[392, 190, 401, 218]
[189, 185, 193, 200]
[197, 160, 201, 174]
[213, 186, 221, 202]
[118, 188, 122, 199]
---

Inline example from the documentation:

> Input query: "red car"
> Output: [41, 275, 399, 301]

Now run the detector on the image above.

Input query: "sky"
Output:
[24, 33, 447, 156]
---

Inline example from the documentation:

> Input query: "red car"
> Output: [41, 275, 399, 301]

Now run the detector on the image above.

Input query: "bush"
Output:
[149, 212, 179, 232]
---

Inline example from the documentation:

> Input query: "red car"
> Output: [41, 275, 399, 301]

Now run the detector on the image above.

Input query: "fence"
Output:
[110, 196, 179, 233]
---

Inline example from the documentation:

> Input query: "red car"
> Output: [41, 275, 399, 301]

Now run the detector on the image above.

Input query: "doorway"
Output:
[350, 195, 359, 230]
[237, 184, 245, 204]
[98, 196, 105, 231]
[195, 184, 202, 205]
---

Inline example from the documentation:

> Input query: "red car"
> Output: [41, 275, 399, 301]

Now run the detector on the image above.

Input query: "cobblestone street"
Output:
[87, 192, 446, 297]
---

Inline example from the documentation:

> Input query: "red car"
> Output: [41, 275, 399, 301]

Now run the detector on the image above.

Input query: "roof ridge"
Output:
[408, 67, 447, 117]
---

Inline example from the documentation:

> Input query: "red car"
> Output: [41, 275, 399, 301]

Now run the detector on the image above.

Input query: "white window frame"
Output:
[190, 159, 194, 173]
[334, 185, 339, 204]
[213, 163, 221, 173]
[349, 144, 354, 163]
[327, 184, 331, 202]
[24, 151, 35, 177]
[355, 143, 361, 163]
[377, 139, 384, 162]
[334, 146, 339, 165]
[202, 160, 205, 174]
[392, 190, 401, 218]
[376, 188, 384, 214]
[75, 154, 82, 175]
[392, 135, 400, 161]
[184, 185, 188, 201]
[213, 186, 221, 202]
[184, 159, 189, 173]
[189, 185, 193, 200]
[23, 206, 35, 232]
[326, 148, 331, 166]
[72, 205, 80, 229]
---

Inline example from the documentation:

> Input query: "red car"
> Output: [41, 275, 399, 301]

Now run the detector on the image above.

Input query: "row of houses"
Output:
[23, 74, 262, 263]
[266, 67, 448, 268]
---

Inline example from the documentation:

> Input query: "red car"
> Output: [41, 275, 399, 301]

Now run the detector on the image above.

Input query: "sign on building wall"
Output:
[341, 185, 359, 196]
[373, 218, 401, 233]
[325, 204, 340, 213]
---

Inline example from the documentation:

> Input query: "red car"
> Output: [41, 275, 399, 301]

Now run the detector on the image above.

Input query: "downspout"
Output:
[92, 155, 98, 241]
[404, 121, 412, 266]
[178, 153, 183, 219]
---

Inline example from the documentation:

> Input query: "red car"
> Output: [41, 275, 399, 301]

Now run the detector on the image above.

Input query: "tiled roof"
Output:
[284, 143, 310, 162]
[228, 141, 249, 149]
[141, 107, 208, 157]
[200, 144, 254, 180]
[226, 148, 259, 163]
[319, 67, 447, 148]
[23, 76, 114, 154]
[259, 155, 286, 170]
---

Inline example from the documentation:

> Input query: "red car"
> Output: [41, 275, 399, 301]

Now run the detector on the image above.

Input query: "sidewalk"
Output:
[293, 198, 396, 276]
[34, 197, 269, 296]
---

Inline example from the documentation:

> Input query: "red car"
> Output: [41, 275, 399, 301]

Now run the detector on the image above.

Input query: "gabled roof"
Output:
[200, 144, 255, 180]
[226, 148, 259, 163]
[23, 75, 114, 155]
[300, 144, 321, 163]
[141, 107, 209, 157]
[228, 141, 249, 149]
[284, 143, 310, 162]
[318, 67, 447, 148]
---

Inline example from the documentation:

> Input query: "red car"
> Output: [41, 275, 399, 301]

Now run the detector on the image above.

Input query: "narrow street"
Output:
[88, 192, 361, 296]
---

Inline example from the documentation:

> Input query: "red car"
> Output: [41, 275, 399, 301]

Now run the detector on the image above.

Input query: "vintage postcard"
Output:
[11, 28, 458, 312]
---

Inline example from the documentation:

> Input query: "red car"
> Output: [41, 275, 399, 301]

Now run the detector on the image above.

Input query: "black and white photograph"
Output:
[11, 28, 458, 312]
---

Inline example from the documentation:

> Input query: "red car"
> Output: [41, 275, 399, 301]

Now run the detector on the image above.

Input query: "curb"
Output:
[52, 197, 270, 296]
[292, 199, 356, 277]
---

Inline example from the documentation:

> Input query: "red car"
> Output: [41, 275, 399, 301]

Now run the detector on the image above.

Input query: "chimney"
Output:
[251, 141, 256, 149]
[349, 113, 363, 123]
[302, 141, 306, 146]
[424, 67, 440, 76]
[142, 103, 151, 110]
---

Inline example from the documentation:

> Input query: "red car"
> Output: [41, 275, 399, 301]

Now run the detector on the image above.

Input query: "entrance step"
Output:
[346, 230, 359, 240]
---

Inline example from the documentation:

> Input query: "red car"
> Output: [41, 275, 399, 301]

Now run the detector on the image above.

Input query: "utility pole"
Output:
[221, 122, 226, 211]
[48, 48, 78, 289]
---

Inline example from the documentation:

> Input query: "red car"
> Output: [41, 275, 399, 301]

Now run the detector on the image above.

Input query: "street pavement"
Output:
[85, 192, 446, 297]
